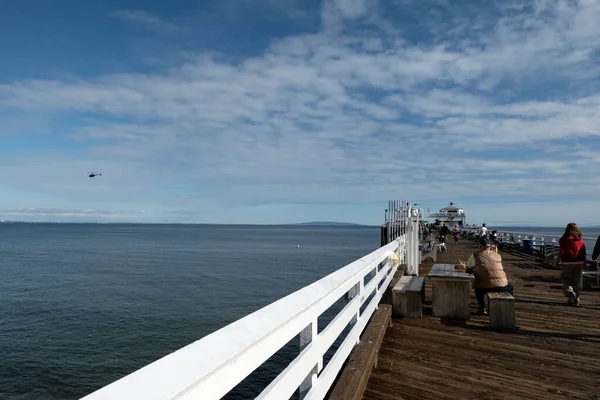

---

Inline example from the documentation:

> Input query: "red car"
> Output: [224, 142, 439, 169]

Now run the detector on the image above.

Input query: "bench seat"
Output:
[486, 292, 516, 331]
[392, 276, 425, 318]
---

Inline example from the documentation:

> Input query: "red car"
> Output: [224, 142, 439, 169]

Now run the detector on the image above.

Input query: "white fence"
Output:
[81, 230, 419, 400]
[497, 230, 597, 259]
[384, 200, 420, 275]
[496, 230, 600, 289]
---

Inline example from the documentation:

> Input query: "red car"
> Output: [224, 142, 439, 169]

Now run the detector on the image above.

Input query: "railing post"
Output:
[405, 205, 419, 276]
[405, 204, 411, 274]
[356, 277, 364, 344]
[299, 321, 321, 399]
[414, 208, 420, 273]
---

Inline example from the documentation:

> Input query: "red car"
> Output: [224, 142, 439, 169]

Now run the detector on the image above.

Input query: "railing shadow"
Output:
[439, 318, 468, 328]
[514, 298, 570, 307]
[512, 262, 547, 270]
[458, 323, 600, 343]
[521, 275, 561, 283]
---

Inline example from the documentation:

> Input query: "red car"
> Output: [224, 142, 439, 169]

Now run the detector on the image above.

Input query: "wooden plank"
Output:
[487, 292, 516, 331]
[431, 279, 471, 320]
[427, 264, 474, 280]
[393, 275, 413, 291]
[363, 238, 600, 400]
[486, 292, 514, 301]
[329, 304, 392, 400]
[406, 276, 425, 293]
[392, 276, 424, 318]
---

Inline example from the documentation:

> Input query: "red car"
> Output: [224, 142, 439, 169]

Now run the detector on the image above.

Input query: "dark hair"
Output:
[479, 237, 492, 247]
[562, 222, 582, 241]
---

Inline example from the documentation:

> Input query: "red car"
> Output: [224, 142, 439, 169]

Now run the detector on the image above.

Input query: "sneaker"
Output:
[574, 297, 580, 307]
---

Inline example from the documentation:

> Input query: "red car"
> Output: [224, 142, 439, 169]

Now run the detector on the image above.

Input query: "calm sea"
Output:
[0, 224, 381, 400]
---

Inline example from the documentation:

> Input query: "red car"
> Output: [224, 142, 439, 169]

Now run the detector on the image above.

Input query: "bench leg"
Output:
[488, 299, 516, 331]
[392, 292, 423, 318]
[432, 280, 471, 320]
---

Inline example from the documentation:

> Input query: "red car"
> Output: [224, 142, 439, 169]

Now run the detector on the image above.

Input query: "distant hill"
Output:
[295, 221, 365, 227]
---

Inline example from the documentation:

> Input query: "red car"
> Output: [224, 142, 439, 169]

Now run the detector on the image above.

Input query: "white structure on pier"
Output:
[81, 200, 421, 400]
[425, 202, 467, 228]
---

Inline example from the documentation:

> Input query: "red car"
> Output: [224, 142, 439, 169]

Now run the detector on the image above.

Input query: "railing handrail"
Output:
[497, 230, 597, 244]
[81, 237, 406, 400]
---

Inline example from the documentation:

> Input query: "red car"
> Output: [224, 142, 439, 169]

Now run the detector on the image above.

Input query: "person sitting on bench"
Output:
[466, 237, 514, 314]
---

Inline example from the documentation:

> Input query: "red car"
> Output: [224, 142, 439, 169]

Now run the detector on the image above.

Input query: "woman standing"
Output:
[558, 223, 587, 307]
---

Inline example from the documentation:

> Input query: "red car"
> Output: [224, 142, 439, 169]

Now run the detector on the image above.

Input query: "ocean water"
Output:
[0, 224, 381, 400]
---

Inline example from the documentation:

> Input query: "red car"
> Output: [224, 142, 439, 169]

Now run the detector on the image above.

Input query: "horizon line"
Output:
[2, 220, 600, 228]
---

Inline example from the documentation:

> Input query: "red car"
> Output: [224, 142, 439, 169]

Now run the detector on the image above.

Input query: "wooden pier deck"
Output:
[363, 238, 600, 400]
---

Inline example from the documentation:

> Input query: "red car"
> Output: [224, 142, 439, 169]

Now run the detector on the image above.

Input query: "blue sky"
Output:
[1, 0, 600, 225]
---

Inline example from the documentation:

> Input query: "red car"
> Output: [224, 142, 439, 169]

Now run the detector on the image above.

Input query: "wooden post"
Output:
[487, 292, 516, 331]
[392, 276, 425, 318]
[431, 280, 471, 320]
[380, 225, 388, 246]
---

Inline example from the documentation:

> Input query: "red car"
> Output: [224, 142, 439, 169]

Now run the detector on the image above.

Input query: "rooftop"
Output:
[440, 202, 462, 212]
[362, 238, 600, 400]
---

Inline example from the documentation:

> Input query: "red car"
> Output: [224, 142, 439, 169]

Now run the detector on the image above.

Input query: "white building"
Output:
[425, 202, 467, 228]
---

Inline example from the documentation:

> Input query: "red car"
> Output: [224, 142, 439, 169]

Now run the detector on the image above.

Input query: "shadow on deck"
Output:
[363, 238, 600, 400]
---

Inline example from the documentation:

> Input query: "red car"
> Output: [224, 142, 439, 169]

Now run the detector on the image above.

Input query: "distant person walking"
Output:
[440, 224, 449, 240]
[453, 225, 460, 243]
[480, 223, 488, 239]
[558, 223, 587, 307]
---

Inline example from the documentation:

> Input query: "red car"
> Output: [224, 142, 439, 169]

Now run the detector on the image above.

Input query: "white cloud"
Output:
[111, 10, 181, 34]
[1, 0, 600, 223]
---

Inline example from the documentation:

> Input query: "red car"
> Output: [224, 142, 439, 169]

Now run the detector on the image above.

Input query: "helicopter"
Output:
[88, 172, 102, 178]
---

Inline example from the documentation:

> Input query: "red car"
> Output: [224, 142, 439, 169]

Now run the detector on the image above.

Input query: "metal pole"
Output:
[408, 202, 412, 274]
[386, 200, 394, 243]
[394, 200, 398, 240]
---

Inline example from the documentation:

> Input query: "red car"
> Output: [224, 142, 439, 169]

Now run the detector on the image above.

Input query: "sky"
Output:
[1, 0, 600, 226]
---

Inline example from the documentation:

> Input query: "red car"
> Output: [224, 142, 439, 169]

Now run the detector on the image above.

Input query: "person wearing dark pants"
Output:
[466, 237, 512, 314]
[474, 283, 514, 313]
[558, 223, 587, 307]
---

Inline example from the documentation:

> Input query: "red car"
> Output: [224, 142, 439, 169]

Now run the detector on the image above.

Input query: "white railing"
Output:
[81, 236, 409, 400]
[407, 207, 420, 275]
[384, 200, 420, 276]
[496, 230, 597, 258]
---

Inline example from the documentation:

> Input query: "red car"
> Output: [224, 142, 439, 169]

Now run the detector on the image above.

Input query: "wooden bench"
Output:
[421, 242, 438, 262]
[328, 304, 392, 400]
[581, 260, 600, 290]
[486, 292, 516, 331]
[392, 276, 425, 318]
